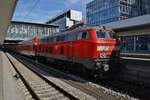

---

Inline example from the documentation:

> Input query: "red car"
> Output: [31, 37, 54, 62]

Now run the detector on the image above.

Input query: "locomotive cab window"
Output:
[96, 31, 110, 38]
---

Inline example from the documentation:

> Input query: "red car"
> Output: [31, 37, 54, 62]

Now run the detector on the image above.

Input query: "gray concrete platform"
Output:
[0, 51, 3, 100]
[121, 52, 150, 59]
[0, 50, 21, 100]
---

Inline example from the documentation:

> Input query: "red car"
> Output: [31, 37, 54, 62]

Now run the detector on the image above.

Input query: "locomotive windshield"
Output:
[110, 32, 118, 39]
[96, 31, 110, 38]
[96, 30, 118, 39]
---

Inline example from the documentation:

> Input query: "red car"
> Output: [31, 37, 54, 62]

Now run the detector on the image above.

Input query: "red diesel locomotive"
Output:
[14, 26, 120, 79]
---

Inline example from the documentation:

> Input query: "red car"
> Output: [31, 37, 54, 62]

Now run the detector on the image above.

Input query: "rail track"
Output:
[5, 53, 93, 100]
[8, 52, 139, 100]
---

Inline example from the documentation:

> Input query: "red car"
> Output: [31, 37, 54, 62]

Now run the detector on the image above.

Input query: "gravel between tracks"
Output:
[66, 74, 138, 100]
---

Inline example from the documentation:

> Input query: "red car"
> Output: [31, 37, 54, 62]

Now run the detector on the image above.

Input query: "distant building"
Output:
[5, 21, 59, 41]
[46, 9, 82, 32]
[86, 0, 150, 26]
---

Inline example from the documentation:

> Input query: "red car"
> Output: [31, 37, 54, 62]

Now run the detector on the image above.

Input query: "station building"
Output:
[5, 21, 59, 42]
[86, 0, 150, 26]
[46, 9, 82, 32]
[103, 14, 150, 53]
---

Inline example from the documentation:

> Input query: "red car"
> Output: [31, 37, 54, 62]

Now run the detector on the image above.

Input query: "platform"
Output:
[0, 51, 3, 100]
[121, 52, 150, 59]
[0, 50, 21, 100]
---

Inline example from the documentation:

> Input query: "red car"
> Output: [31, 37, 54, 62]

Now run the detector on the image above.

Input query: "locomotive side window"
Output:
[64, 33, 77, 41]
[52, 37, 56, 42]
[56, 36, 60, 42]
[73, 33, 78, 40]
[77, 32, 89, 40]
[68, 34, 74, 41]
[61, 35, 65, 41]
[42, 31, 89, 43]
[58, 35, 65, 42]
[82, 32, 89, 39]
[77, 33, 82, 40]
[64, 34, 68, 41]
[48, 37, 53, 42]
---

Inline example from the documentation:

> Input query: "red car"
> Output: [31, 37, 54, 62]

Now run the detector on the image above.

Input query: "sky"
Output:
[12, 0, 92, 23]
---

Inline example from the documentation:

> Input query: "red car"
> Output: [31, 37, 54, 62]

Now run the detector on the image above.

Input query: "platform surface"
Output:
[0, 51, 3, 100]
[0, 50, 21, 100]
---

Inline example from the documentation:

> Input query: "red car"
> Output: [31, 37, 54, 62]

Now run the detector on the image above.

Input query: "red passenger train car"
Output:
[14, 26, 120, 79]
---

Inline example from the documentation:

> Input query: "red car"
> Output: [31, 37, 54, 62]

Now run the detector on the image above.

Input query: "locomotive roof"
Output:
[60, 26, 111, 33]
[45, 26, 112, 38]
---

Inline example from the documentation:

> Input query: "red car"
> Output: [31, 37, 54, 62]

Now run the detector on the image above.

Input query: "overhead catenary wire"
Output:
[20, 0, 32, 17]
[24, 0, 40, 19]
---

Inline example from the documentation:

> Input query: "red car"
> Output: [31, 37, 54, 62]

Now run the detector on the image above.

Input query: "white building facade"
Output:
[46, 10, 82, 32]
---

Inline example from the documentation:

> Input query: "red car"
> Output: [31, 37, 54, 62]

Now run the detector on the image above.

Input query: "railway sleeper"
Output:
[38, 91, 60, 98]
[32, 85, 53, 91]
[30, 82, 49, 87]
[48, 94, 68, 100]
[32, 85, 52, 90]
[34, 88, 56, 94]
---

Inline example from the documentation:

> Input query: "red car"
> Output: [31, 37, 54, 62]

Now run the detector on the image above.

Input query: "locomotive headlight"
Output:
[103, 64, 109, 72]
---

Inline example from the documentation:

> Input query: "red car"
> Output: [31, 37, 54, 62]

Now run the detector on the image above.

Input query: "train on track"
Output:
[10, 26, 121, 79]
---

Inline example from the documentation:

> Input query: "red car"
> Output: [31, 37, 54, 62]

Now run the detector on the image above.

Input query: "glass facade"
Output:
[86, 0, 150, 26]
[6, 22, 59, 40]
[120, 35, 150, 53]
[141, 0, 150, 15]
[87, 0, 119, 26]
